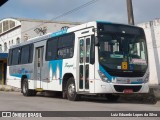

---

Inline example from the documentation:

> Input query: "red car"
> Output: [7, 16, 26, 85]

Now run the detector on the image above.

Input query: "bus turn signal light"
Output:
[122, 62, 128, 70]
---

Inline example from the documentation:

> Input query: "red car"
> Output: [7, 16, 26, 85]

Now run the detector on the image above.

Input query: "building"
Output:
[137, 18, 160, 86]
[0, 17, 80, 85]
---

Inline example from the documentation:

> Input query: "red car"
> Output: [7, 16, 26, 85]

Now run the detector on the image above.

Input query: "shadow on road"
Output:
[78, 94, 157, 105]
[35, 92, 158, 105]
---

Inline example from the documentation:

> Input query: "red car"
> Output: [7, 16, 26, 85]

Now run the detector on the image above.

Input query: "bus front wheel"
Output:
[66, 77, 80, 101]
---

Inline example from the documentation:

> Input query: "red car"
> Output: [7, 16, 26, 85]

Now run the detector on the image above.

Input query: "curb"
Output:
[0, 85, 160, 104]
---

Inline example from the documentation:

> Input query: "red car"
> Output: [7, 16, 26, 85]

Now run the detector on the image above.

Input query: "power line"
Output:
[51, 0, 99, 20]
[25, 0, 99, 33]
[0, 0, 99, 41]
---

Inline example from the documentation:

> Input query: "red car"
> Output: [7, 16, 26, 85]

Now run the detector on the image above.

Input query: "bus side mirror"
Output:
[95, 36, 99, 46]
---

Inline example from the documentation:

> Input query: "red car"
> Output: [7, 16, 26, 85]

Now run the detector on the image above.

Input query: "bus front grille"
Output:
[114, 85, 142, 92]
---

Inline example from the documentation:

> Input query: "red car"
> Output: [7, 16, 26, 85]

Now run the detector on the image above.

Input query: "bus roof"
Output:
[10, 33, 52, 49]
[9, 21, 142, 49]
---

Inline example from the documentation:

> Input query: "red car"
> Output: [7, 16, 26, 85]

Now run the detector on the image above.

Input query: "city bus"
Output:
[7, 21, 149, 101]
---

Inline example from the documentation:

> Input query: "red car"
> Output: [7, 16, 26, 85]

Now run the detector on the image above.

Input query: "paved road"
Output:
[0, 91, 160, 120]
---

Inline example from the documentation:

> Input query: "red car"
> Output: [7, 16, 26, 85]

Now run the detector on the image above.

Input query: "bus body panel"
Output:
[6, 21, 149, 96]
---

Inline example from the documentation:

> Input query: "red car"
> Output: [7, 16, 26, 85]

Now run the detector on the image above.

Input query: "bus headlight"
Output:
[144, 74, 149, 83]
[98, 71, 110, 83]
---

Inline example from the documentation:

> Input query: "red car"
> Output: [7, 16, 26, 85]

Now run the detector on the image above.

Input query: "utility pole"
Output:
[0, 0, 8, 7]
[126, 0, 134, 25]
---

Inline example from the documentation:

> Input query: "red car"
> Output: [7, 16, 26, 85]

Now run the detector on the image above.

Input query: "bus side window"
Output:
[46, 33, 75, 61]
[29, 44, 34, 63]
[57, 33, 75, 59]
[46, 38, 58, 61]
[12, 48, 21, 65]
[19, 44, 34, 64]
[8, 49, 12, 66]
[20, 45, 30, 64]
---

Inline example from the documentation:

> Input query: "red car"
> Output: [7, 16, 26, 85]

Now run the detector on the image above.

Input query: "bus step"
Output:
[35, 88, 43, 92]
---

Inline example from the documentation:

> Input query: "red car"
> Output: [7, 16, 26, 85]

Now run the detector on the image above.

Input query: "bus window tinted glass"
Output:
[12, 48, 20, 65]
[57, 33, 75, 59]
[46, 38, 58, 61]
[29, 44, 34, 63]
[46, 33, 75, 61]
[9, 44, 34, 65]
[8, 49, 12, 66]
[21, 45, 30, 64]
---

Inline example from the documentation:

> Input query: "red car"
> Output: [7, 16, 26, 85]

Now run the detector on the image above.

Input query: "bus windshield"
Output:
[97, 23, 148, 76]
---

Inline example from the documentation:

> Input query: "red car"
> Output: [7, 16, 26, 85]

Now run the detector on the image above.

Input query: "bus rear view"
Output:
[94, 22, 149, 99]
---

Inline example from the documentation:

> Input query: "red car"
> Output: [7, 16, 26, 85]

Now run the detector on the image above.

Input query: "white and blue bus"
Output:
[7, 21, 149, 101]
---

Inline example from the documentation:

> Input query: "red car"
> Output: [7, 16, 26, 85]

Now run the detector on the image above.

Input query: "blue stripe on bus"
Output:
[96, 20, 112, 24]
[99, 65, 144, 84]
[49, 60, 63, 84]
[99, 65, 115, 81]
[131, 82, 143, 84]
[10, 74, 31, 79]
[51, 30, 67, 38]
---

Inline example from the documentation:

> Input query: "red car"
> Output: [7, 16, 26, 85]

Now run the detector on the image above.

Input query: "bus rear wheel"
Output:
[66, 77, 80, 101]
[22, 79, 36, 96]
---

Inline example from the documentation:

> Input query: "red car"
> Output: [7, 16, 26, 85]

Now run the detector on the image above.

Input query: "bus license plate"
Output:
[123, 89, 133, 93]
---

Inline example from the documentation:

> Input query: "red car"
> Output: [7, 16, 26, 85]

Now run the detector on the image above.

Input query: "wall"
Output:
[0, 18, 80, 52]
[21, 20, 79, 42]
[138, 19, 160, 86]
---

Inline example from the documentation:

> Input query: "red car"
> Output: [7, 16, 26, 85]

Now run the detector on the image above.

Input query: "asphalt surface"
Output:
[0, 91, 160, 120]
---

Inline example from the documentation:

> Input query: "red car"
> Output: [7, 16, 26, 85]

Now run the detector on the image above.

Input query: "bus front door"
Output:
[35, 46, 44, 89]
[79, 36, 91, 92]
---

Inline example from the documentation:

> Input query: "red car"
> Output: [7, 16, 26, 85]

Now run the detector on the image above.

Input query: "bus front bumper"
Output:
[91, 79, 149, 94]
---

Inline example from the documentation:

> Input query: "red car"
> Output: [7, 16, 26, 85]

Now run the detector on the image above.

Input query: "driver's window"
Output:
[129, 43, 140, 59]
[100, 40, 120, 53]
[112, 42, 119, 53]
[140, 42, 146, 59]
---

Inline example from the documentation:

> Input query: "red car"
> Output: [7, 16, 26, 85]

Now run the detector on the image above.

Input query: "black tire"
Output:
[22, 79, 36, 96]
[66, 77, 80, 101]
[105, 94, 120, 102]
[62, 91, 67, 99]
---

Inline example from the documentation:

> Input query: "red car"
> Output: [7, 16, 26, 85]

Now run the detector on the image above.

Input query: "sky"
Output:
[0, 0, 160, 24]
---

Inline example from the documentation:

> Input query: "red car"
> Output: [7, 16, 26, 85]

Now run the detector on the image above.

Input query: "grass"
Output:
[0, 86, 16, 92]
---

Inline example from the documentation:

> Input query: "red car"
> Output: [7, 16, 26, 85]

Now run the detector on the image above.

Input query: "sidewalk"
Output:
[0, 85, 20, 92]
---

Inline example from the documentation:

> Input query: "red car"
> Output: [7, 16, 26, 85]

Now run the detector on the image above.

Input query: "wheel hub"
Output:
[68, 84, 75, 97]
[23, 83, 27, 93]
